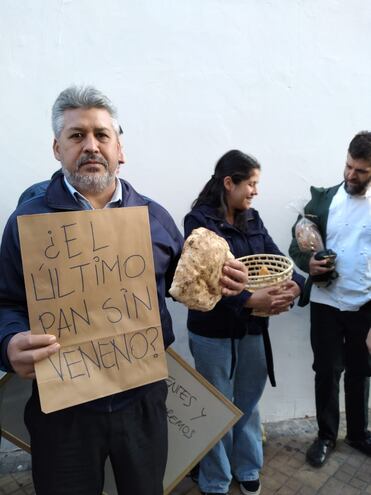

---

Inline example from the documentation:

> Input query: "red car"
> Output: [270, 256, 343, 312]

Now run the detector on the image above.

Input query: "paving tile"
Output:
[339, 486, 362, 495]
[21, 485, 35, 495]
[294, 468, 329, 491]
[356, 471, 371, 484]
[342, 462, 360, 476]
[262, 474, 285, 491]
[351, 478, 368, 490]
[276, 486, 297, 495]
[277, 464, 297, 477]
[318, 477, 345, 493]
[0, 479, 20, 492]
[0, 478, 23, 495]
[170, 476, 194, 495]
[261, 465, 276, 478]
[287, 456, 306, 469]
[347, 455, 366, 468]
[0, 411, 370, 494]
[286, 478, 303, 492]
[334, 468, 353, 483]
[297, 486, 318, 495]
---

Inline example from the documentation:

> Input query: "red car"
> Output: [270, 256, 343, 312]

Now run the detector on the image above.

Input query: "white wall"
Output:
[1, 0, 369, 421]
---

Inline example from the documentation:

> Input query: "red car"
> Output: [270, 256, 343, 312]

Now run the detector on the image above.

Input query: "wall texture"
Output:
[1, 0, 370, 421]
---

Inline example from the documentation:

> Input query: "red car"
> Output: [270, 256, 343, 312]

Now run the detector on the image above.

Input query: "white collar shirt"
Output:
[310, 184, 371, 311]
[63, 176, 122, 210]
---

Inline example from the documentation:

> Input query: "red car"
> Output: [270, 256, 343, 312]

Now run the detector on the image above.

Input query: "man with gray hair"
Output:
[0, 85, 247, 495]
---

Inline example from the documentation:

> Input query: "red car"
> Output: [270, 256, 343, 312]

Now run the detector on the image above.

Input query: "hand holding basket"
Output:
[237, 254, 294, 317]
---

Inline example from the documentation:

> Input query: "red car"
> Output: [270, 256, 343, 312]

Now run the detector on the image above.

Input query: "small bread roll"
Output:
[169, 227, 234, 311]
[258, 265, 270, 276]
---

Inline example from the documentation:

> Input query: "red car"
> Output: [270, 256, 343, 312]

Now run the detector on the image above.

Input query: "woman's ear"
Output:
[223, 176, 233, 191]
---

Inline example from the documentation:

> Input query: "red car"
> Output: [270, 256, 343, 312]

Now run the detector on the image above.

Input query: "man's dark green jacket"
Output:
[289, 183, 342, 306]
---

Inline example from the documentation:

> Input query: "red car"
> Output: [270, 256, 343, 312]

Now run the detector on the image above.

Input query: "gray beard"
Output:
[63, 166, 117, 194]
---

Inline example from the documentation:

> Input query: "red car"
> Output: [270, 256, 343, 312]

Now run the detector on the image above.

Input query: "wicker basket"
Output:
[237, 254, 294, 317]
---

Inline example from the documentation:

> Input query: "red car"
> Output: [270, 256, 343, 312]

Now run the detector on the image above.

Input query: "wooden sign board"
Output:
[0, 349, 242, 494]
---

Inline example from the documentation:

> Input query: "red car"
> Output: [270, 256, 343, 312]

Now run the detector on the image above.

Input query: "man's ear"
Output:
[119, 146, 126, 165]
[53, 139, 61, 162]
[223, 176, 233, 191]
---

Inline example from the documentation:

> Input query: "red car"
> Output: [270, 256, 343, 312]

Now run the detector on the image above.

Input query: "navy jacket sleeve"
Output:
[0, 212, 30, 371]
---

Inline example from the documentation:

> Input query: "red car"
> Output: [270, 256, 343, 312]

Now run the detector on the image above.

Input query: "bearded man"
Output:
[289, 131, 371, 467]
[0, 85, 247, 495]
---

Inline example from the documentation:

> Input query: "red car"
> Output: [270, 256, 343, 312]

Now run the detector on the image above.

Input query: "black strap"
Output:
[262, 326, 276, 387]
[229, 338, 236, 379]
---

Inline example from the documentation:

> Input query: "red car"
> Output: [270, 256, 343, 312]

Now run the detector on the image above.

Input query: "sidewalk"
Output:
[1, 412, 371, 495]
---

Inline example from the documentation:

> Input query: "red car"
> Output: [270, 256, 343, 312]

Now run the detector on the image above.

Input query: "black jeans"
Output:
[24, 380, 168, 495]
[310, 302, 371, 443]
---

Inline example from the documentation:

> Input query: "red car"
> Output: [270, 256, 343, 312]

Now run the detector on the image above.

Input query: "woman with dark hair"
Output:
[185, 150, 304, 495]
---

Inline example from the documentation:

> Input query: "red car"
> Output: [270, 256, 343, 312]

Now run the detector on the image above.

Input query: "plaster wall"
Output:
[1, 0, 370, 421]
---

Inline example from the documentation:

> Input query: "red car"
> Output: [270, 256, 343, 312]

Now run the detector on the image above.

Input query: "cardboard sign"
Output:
[0, 349, 242, 494]
[17, 207, 168, 413]
[163, 348, 242, 494]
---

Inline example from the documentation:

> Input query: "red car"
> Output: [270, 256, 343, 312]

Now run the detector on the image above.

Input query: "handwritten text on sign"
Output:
[18, 207, 167, 413]
[163, 349, 242, 494]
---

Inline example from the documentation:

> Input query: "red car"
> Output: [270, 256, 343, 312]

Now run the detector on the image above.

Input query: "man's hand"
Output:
[309, 254, 334, 277]
[220, 259, 248, 296]
[7, 332, 60, 379]
[366, 328, 371, 355]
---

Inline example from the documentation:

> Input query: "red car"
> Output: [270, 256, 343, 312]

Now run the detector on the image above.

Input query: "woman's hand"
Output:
[244, 285, 288, 314]
[220, 259, 248, 296]
[244, 280, 300, 315]
[281, 280, 301, 300]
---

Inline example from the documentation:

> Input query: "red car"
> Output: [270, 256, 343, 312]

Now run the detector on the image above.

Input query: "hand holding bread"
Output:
[169, 227, 235, 311]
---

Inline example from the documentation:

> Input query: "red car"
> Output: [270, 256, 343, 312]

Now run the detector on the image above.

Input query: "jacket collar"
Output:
[193, 204, 254, 232]
[45, 173, 148, 211]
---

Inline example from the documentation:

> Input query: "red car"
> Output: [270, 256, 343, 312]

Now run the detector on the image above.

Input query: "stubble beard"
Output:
[344, 177, 371, 196]
[63, 154, 118, 194]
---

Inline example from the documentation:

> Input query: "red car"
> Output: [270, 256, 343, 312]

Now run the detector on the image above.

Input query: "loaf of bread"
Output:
[169, 227, 234, 311]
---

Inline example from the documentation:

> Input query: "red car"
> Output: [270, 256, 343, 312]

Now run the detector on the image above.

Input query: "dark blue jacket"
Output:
[184, 205, 305, 386]
[0, 174, 183, 411]
[16, 169, 62, 206]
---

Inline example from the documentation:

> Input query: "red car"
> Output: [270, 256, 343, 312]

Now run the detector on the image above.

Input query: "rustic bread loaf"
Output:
[169, 227, 234, 311]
